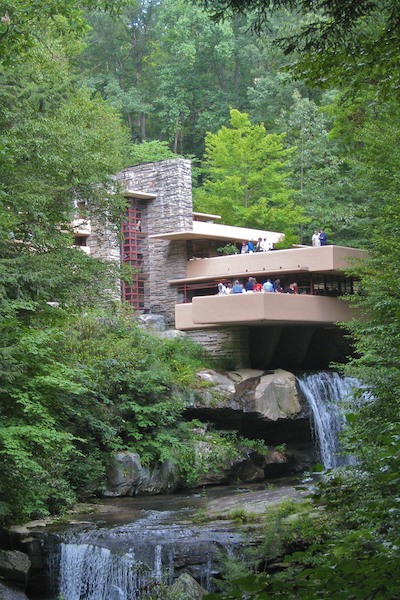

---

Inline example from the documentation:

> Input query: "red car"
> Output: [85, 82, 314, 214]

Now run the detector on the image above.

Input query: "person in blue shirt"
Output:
[247, 240, 254, 253]
[245, 277, 255, 292]
[263, 279, 274, 292]
[231, 280, 244, 293]
[319, 229, 327, 246]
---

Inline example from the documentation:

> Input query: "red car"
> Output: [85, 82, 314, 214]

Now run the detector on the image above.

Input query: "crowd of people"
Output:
[215, 230, 329, 296]
[240, 238, 274, 253]
[229, 229, 328, 254]
[217, 277, 299, 295]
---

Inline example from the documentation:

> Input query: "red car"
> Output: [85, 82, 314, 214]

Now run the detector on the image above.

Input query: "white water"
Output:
[59, 543, 139, 600]
[297, 371, 361, 469]
[45, 372, 364, 598]
[48, 510, 245, 600]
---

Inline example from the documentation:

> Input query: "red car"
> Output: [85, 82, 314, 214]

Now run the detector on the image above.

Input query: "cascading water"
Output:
[297, 371, 361, 469]
[45, 507, 245, 600]
[58, 543, 139, 600]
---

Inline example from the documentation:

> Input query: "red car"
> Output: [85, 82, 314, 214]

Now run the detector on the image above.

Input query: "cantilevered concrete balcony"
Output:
[182, 245, 365, 282]
[175, 292, 357, 330]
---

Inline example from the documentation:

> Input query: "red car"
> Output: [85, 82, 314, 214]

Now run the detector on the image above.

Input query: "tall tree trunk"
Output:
[139, 111, 146, 141]
[127, 112, 135, 141]
[173, 117, 180, 153]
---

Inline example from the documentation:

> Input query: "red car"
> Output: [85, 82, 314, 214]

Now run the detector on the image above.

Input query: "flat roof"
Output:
[149, 220, 284, 243]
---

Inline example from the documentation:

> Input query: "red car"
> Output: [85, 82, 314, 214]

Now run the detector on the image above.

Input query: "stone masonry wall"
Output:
[118, 159, 193, 325]
[187, 327, 250, 369]
[87, 216, 121, 301]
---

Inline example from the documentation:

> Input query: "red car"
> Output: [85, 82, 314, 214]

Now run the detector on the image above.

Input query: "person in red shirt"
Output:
[253, 279, 263, 292]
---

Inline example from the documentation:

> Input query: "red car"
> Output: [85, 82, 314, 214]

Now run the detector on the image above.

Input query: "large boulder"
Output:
[104, 453, 180, 497]
[193, 370, 237, 409]
[193, 368, 303, 421]
[237, 369, 302, 421]
[0, 582, 29, 600]
[105, 452, 143, 496]
[168, 573, 207, 600]
[0, 550, 30, 588]
[138, 314, 166, 332]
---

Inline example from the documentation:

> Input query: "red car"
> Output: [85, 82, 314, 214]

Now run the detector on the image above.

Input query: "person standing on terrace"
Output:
[231, 280, 244, 293]
[312, 230, 320, 246]
[241, 242, 249, 254]
[217, 282, 228, 295]
[245, 277, 255, 292]
[247, 240, 254, 253]
[261, 238, 271, 251]
[319, 228, 327, 246]
[263, 279, 274, 292]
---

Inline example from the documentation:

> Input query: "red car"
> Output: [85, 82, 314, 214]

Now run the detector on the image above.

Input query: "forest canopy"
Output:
[198, 0, 400, 95]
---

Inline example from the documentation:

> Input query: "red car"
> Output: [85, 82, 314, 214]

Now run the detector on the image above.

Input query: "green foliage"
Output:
[278, 90, 363, 245]
[217, 243, 239, 255]
[192, 508, 211, 524]
[194, 108, 307, 238]
[0, 23, 133, 525]
[174, 426, 242, 487]
[0, 0, 127, 65]
[204, 573, 270, 599]
[226, 505, 258, 524]
[127, 141, 180, 165]
[199, 0, 400, 98]
[0, 310, 214, 524]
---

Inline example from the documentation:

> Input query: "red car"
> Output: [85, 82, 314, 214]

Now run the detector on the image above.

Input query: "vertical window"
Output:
[121, 199, 148, 310]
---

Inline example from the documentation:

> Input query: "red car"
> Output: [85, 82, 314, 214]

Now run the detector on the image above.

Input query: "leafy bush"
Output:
[0, 309, 213, 524]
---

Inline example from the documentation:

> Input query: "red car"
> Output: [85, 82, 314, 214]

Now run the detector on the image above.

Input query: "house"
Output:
[87, 158, 366, 370]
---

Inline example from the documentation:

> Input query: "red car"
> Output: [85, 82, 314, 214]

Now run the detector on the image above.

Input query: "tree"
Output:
[78, 0, 286, 157]
[278, 90, 364, 245]
[197, 3, 400, 599]
[199, 0, 400, 97]
[76, 3, 160, 143]
[150, 0, 256, 154]
[194, 108, 306, 241]
[0, 0, 128, 64]
[0, 16, 129, 523]
[0, 307, 210, 523]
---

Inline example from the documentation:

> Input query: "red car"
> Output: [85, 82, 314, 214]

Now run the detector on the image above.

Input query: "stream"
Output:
[26, 371, 361, 599]
[30, 478, 303, 600]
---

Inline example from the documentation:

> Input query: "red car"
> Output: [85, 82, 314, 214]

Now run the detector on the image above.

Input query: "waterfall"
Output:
[47, 511, 245, 600]
[51, 532, 176, 600]
[297, 371, 361, 469]
[58, 543, 139, 600]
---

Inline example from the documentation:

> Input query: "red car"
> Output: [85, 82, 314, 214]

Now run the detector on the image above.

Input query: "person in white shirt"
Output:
[260, 238, 270, 252]
[312, 230, 321, 247]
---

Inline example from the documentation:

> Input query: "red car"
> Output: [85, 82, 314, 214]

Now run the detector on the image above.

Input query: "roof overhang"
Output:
[193, 211, 221, 221]
[149, 220, 283, 243]
[124, 190, 157, 200]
